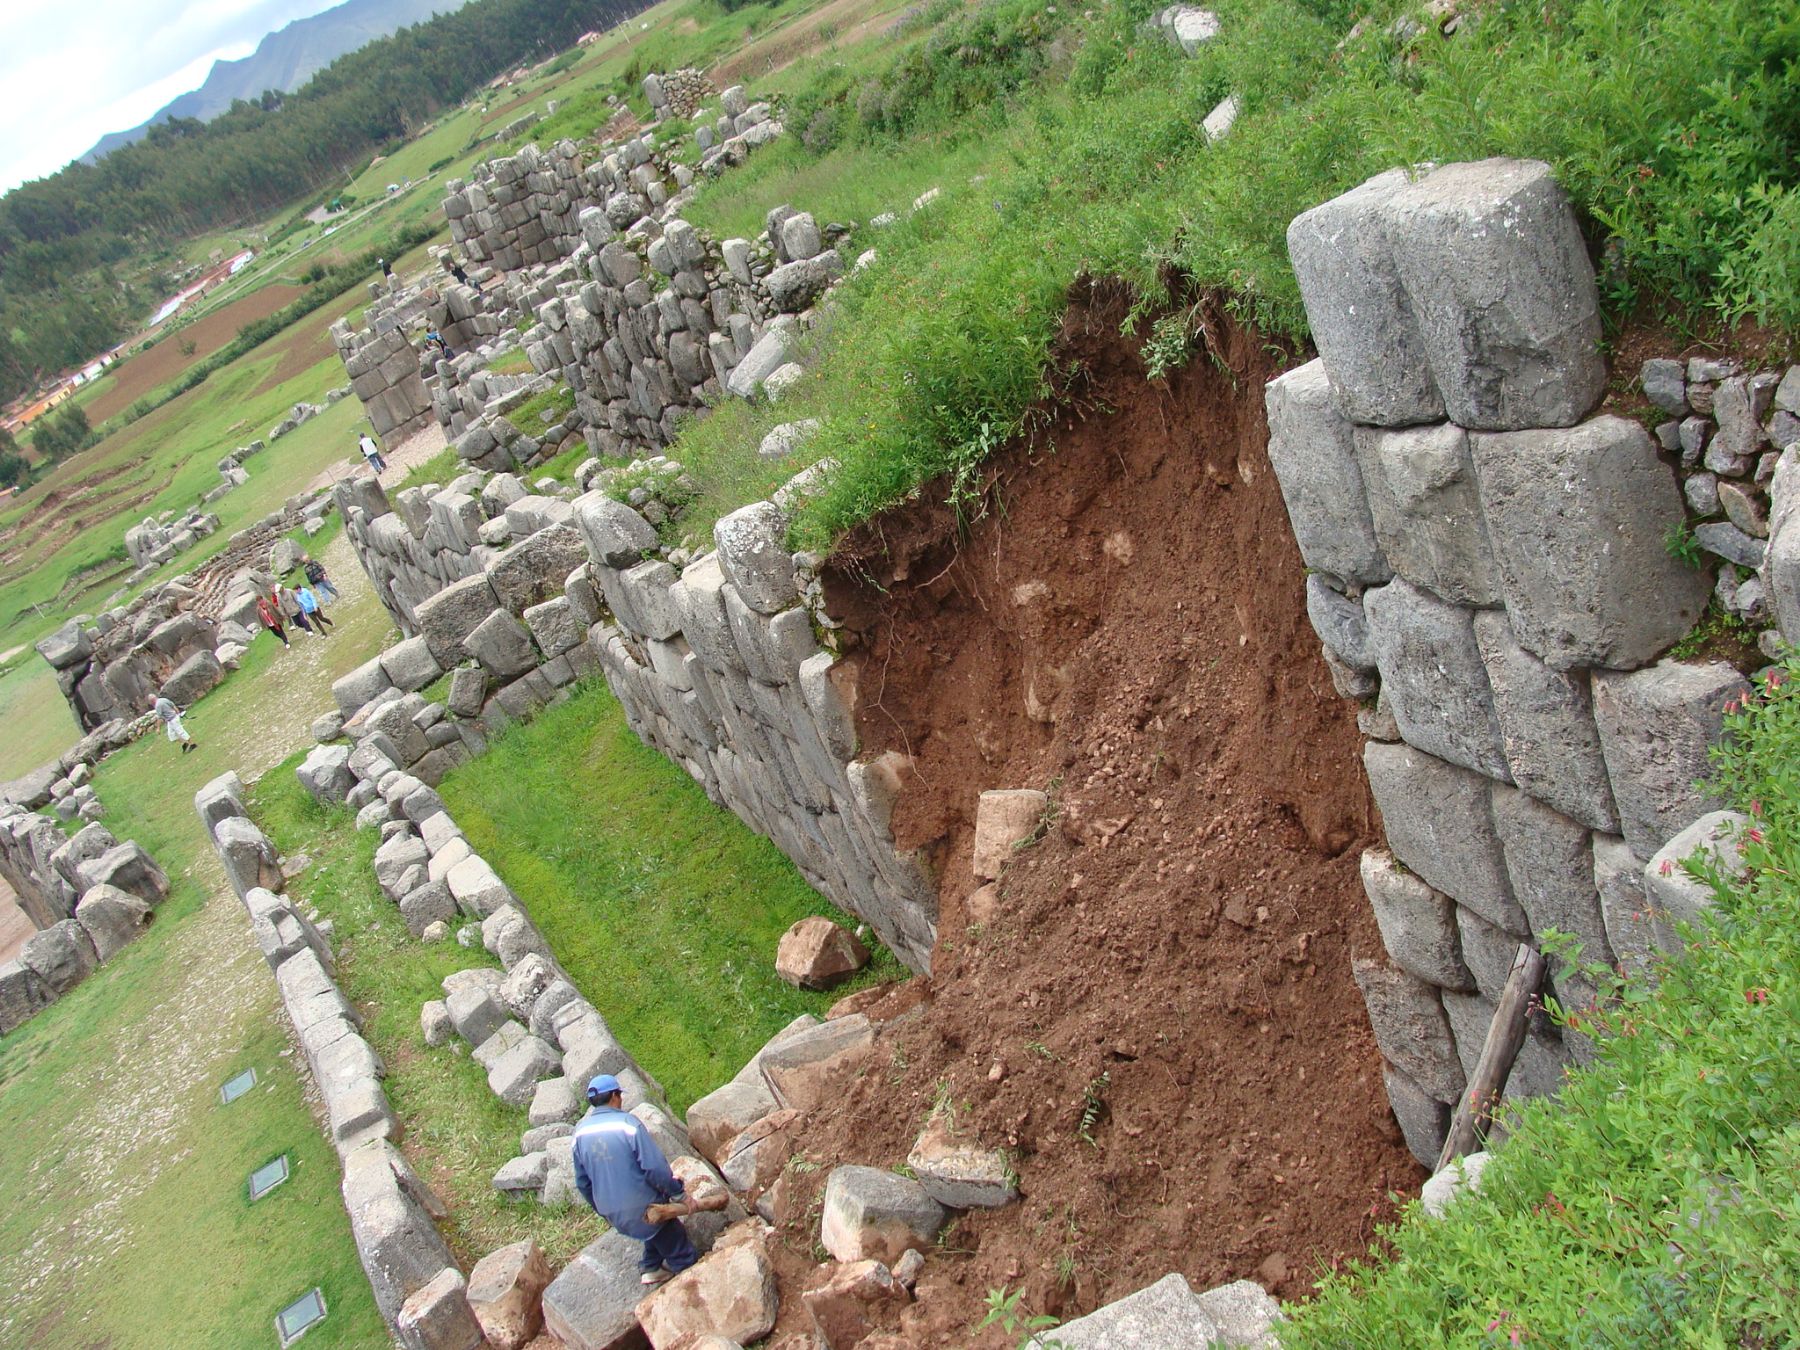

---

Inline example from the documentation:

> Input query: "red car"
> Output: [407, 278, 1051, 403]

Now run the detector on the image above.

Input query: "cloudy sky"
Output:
[0, 0, 345, 193]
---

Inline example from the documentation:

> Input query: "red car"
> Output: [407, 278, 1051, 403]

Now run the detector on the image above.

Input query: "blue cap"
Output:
[586, 1074, 622, 1102]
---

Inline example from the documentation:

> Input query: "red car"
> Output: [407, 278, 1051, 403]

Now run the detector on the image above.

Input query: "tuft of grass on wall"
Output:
[438, 678, 903, 1113]
[1285, 660, 1800, 1347]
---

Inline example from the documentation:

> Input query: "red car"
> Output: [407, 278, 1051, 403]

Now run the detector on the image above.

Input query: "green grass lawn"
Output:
[439, 678, 902, 1113]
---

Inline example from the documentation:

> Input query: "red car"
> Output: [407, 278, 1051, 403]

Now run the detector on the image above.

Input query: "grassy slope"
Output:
[439, 679, 901, 1111]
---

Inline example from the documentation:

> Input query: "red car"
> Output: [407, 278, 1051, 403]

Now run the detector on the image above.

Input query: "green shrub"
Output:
[1285, 661, 1800, 1346]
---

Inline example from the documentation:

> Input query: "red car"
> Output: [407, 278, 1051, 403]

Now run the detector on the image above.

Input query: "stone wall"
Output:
[194, 773, 462, 1337]
[0, 802, 172, 1035]
[328, 466, 939, 972]
[1270, 157, 1754, 1166]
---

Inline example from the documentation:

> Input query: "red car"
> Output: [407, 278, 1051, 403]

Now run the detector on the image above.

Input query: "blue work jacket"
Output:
[571, 1105, 684, 1239]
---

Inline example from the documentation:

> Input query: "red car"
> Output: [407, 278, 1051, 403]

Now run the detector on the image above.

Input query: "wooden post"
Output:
[1435, 943, 1546, 1173]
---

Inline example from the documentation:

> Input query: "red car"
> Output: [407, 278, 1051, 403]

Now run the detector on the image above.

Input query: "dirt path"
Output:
[0, 878, 31, 965]
[306, 419, 448, 497]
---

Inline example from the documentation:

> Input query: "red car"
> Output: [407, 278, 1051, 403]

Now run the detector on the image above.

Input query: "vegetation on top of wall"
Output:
[670, 0, 1800, 552]
[1284, 661, 1800, 1347]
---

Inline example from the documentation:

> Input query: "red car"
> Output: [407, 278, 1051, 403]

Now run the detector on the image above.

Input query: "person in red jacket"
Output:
[256, 594, 289, 648]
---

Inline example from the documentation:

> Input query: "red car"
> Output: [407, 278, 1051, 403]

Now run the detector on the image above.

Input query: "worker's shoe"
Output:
[639, 1268, 673, 1286]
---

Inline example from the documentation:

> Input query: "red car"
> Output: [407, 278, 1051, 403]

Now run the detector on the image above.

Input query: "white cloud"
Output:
[0, 0, 342, 193]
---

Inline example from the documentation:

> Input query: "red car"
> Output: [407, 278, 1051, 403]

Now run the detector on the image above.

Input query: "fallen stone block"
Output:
[396, 1266, 484, 1350]
[1034, 1272, 1221, 1348]
[774, 916, 868, 990]
[635, 1240, 777, 1348]
[819, 1165, 946, 1264]
[467, 1239, 552, 1350]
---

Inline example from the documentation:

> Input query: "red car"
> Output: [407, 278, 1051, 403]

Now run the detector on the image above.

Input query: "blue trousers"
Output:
[639, 1219, 698, 1273]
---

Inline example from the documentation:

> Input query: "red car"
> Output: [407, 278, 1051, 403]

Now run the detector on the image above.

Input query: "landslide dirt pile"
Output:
[762, 288, 1421, 1343]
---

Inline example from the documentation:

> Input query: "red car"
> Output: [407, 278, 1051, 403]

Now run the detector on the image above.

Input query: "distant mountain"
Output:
[83, 0, 472, 163]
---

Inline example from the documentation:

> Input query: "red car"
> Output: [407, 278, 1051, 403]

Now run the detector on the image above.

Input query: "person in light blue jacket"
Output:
[571, 1074, 697, 1285]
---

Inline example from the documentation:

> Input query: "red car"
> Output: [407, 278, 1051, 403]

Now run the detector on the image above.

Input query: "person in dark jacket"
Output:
[571, 1074, 697, 1285]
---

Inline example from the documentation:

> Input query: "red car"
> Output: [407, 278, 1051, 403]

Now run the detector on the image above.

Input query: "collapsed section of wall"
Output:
[0, 803, 171, 1034]
[1271, 158, 1745, 1165]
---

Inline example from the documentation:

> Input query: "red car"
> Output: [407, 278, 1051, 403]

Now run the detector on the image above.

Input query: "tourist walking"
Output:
[278, 585, 313, 637]
[153, 695, 198, 755]
[571, 1075, 698, 1286]
[297, 583, 333, 635]
[359, 431, 387, 475]
[256, 595, 289, 648]
[301, 555, 338, 603]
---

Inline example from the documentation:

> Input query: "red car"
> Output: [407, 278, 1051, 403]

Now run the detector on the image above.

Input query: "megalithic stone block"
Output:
[1470, 416, 1710, 672]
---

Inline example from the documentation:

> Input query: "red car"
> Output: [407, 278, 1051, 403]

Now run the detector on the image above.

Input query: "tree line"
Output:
[0, 0, 652, 405]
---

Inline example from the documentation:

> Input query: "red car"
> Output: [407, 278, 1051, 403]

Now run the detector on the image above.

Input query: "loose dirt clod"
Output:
[780, 288, 1420, 1342]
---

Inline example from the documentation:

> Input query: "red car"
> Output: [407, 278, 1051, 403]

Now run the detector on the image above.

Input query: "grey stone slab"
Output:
[1285, 168, 1443, 427]
[1351, 957, 1464, 1103]
[1470, 416, 1709, 671]
[1592, 660, 1748, 858]
[1364, 741, 1522, 930]
[1384, 158, 1605, 430]
[1355, 422, 1502, 605]
[1359, 848, 1472, 990]
[1594, 831, 1658, 980]
[1490, 786, 1614, 973]
[1364, 578, 1510, 779]
[1471, 610, 1619, 832]
[1382, 1062, 1450, 1169]
[1263, 360, 1390, 585]
[1034, 1273, 1221, 1349]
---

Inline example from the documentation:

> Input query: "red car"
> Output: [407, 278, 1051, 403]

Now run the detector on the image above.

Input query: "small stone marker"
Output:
[248, 1154, 291, 1201]
[275, 1287, 327, 1346]
[220, 1067, 258, 1104]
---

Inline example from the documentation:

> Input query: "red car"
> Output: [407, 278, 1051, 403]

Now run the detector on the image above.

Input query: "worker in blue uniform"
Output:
[571, 1073, 699, 1285]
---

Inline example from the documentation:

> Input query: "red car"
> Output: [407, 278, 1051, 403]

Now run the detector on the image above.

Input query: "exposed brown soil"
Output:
[756, 286, 1420, 1343]
[85, 283, 305, 423]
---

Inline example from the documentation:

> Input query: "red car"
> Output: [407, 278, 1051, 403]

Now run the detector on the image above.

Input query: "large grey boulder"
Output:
[380, 637, 443, 694]
[0, 959, 54, 1034]
[298, 744, 355, 805]
[1359, 848, 1472, 990]
[1263, 360, 1390, 585]
[334, 655, 393, 717]
[713, 502, 796, 614]
[1286, 168, 1443, 427]
[1592, 660, 1748, 858]
[1470, 416, 1709, 671]
[1471, 611, 1619, 832]
[1033, 1273, 1223, 1348]
[1383, 158, 1605, 430]
[74, 883, 154, 961]
[77, 840, 171, 904]
[1363, 578, 1510, 780]
[543, 1229, 664, 1350]
[416, 573, 503, 668]
[464, 610, 539, 681]
[819, 1165, 946, 1263]
[20, 919, 98, 997]
[1351, 957, 1464, 1103]
[1363, 741, 1524, 933]
[1354, 423, 1502, 605]
[1643, 809, 1750, 947]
